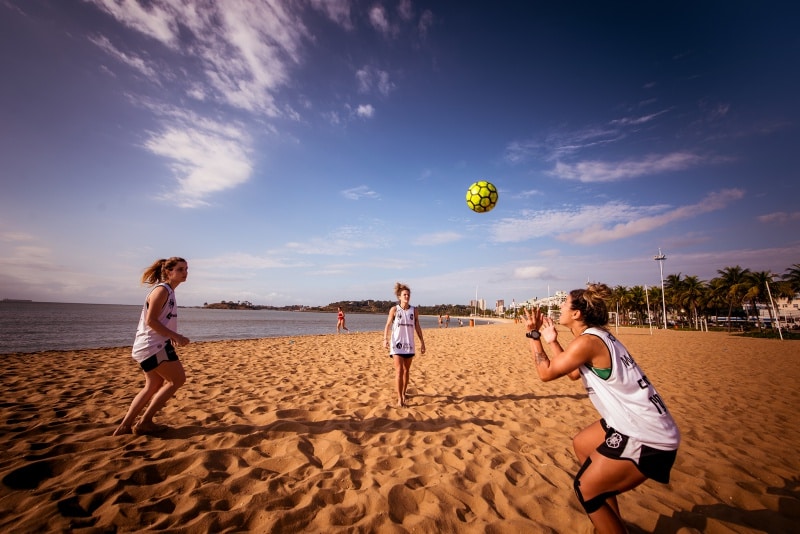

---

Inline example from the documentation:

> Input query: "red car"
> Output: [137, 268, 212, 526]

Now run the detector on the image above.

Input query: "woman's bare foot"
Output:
[112, 424, 133, 436]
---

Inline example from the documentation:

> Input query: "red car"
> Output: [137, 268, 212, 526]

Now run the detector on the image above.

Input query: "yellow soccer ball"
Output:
[466, 180, 498, 213]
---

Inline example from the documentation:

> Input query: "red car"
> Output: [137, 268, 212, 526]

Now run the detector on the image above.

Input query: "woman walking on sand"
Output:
[336, 307, 349, 333]
[113, 257, 190, 436]
[523, 283, 680, 534]
[383, 282, 425, 407]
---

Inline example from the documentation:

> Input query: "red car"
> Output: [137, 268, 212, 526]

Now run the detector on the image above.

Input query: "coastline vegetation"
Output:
[203, 299, 474, 317]
[203, 263, 800, 338]
[600, 264, 800, 332]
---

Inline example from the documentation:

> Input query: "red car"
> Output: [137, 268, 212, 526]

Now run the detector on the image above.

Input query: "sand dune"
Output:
[1, 324, 798, 532]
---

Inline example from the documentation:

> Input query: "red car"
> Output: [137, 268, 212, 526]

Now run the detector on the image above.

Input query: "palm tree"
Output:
[664, 273, 685, 326]
[705, 277, 731, 326]
[744, 271, 775, 328]
[681, 275, 706, 330]
[628, 285, 648, 326]
[647, 285, 664, 328]
[610, 285, 630, 325]
[782, 264, 800, 294]
[716, 265, 751, 332]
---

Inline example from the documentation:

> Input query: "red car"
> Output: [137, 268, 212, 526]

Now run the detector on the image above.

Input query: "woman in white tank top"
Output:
[522, 283, 680, 534]
[113, 257, 190, 436]
[383, 282, 426, 407]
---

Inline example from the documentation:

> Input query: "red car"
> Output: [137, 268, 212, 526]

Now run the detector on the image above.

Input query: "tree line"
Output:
[203, 299, 473, 316]
[203, 263, 800, 332]
[597, 263, 800, 331]
[325, 300, 474, 317]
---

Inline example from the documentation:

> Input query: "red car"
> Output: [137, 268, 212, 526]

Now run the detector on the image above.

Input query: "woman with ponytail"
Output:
[523, 283, 680, 534]
[113, 257, 190, 436]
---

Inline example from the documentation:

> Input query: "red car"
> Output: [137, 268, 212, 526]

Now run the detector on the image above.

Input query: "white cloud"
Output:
[398, 0, 414, 21]
[369, 5, 391, 35]
[87, 0, 178, 46]
[563, 188, 746, 244]
[356, 66, 394, 96]
[609, 109, 671, 126]
[504, 127, 623, 164]
[284, 225, 389, 256]
[0, 231, 36, 243]
[0, 229, 56, 281]
[356, 104, 375, 118]
[513, 265, 551, 279]
[355, 68, 371, 93]
[323, 110, 342, 125]
[89, 34, 159, 81]
[143, 111, 253, 208]
[195, 252, 298, 270]
[0, 245, 55, 268]
[0, 229, 108, 302]
[699, 100, 730, 121]
[551, 152, 708, 183]
[413, 232, 463, 246]
[307, 0, 354, 30]
[87, 0, 309, 116]
[757, 211, 800, 224]
[539, 249, 561, 257]
[492, 189, 745, 245]
[341, 186, 380, 200]
[418, 10, 434, 37]
[185, 84, 208, 101]
[505, 109, 673, 165]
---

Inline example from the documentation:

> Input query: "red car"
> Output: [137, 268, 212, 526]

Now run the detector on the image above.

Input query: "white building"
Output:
[516, 291, 568, 316]
[469, 299, 487, 312]
[522, 291, 568, 309]
[756, 293, 800, 328]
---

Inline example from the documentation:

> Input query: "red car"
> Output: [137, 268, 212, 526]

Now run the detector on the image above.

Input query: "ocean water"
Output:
[0, 301, 486, 354]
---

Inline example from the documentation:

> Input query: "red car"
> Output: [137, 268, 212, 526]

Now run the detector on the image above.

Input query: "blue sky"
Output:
[1, 1, 798, 308]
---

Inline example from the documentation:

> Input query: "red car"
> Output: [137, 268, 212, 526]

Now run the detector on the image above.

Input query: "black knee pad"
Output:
[573, 457, 619, 514]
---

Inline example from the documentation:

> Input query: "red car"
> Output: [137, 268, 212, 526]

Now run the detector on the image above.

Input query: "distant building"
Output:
[519, 291, 568, 317]
[520, 290, 567, 309]
[756, 293, 800, 328]
[469, 299, 487, 313]
[495, 299, 505, 315]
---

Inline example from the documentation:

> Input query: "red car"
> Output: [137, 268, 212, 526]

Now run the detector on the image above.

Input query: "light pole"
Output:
[654, 249, 667, 329]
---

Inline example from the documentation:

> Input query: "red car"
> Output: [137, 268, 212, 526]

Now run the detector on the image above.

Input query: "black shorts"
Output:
[140, 342, 179, 372]
[596, 419, 678, 484]
[390, 353, 415, 359]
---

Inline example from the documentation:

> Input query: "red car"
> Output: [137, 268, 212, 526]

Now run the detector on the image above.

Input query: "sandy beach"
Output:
[1, 323, 798, 533]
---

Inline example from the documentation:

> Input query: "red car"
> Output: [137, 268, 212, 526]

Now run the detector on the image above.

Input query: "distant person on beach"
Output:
[445, 314, 450, 328]
[113, 257, 190, 436]
[336, 307, 349, 333]
[383, 282, 426, 407]
[522, 283, 680, 534]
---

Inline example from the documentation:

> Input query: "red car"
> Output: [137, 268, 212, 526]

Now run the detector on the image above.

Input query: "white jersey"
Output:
[580, 327, 680, 450]
[131, 283, 177, 363]
[390, 305, 417, 355]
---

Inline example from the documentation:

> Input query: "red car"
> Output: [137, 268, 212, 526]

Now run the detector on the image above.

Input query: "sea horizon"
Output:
[0, 301, 494, 355]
